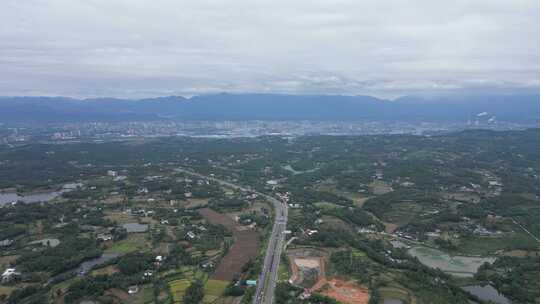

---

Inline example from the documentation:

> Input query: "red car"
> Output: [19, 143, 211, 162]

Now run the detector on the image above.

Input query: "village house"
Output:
[2, 268, 20, 281]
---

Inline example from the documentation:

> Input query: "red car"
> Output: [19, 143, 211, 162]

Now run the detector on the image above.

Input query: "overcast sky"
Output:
[1, 0, 539, 98]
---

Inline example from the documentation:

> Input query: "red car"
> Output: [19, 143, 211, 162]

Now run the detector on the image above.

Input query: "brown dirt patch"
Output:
[369, 180, 393, 195]
[353, 196, 371, 208]
[288, 248, 328, 290]
[0, 286, 16, 299]
[105, 288, 130, 301]
[0, 255, 18, 268]
[319, 278, 369, 304]
[90, 265, 119, 276]
[383, 222, 399, 234]
[104, 211, 136, 224]
[502, 249, 540, 257]
[199, 208, 260, 281]
[103, 195, 125, 205]
[186, 198, 209, 209]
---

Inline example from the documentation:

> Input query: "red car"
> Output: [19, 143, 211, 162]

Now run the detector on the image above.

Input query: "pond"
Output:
[408, 246, 495, 277]
[0, 183, 81, 206]
[383, 299, 403, 304]
[462, 285, 511, 304]
[76, 253, 120, 275]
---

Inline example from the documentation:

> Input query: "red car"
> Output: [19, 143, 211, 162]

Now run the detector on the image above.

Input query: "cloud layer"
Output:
[1, 0, 539, 98]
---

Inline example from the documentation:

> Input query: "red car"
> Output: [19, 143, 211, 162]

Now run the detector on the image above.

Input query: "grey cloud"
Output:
[1, 0, 539, 98]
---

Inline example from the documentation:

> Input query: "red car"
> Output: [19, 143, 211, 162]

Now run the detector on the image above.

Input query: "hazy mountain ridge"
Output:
[0, 93, 539, 123]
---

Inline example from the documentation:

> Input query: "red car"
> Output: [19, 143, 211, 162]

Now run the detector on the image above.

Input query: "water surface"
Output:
[462, 285, 511, 304]
[76, 253, 120, 275]
[0, 183, 81, 206]
[408, 246, 495, 277]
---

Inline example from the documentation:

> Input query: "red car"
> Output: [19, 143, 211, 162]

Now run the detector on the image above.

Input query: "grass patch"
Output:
[378, 286, 411, 303]
[169, 279, 192, 303]
[130, 284, 154, 304]
[278, 262, 290, 282]
[314, 202, 341, 210]
[352, 249, 367, 258]
[90, 265, 118, 276]
[382, 202, 422, 225]
[458, 232, 538, 255]
[167, 268, 209, 303]
[203, 279, 229, 303]
[105, 240, 142, 254]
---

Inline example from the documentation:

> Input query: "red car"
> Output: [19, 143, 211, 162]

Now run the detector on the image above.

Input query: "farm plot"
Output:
[168, 268, 207, 303]
[203, 279, 229, 303]
[199, 208, 260, 281]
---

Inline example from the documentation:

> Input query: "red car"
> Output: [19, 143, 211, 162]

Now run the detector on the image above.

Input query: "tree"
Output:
[183, 280, 204, 304]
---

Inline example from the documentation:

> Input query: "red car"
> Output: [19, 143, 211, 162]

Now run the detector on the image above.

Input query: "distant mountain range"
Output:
[0, 93, 539, 123]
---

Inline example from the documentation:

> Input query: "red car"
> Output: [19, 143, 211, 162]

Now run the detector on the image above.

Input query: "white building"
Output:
[2, 268, 19, 281]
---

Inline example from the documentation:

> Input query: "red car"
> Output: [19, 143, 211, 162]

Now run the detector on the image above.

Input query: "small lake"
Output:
[383, 299, 403, 304]
[76, 253, 119, 275]
[408, 246, 495, 277]
[0, 183, 81, 206]
[462, 285, 511, 304]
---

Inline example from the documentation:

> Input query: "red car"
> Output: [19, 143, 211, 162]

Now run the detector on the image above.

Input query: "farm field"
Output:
[457, 232, 534, 256]
[105, 235, 148, 254]
[168, 268, 208, 303]
[203, 279, 229, 303]
[199, 208, 260, 281]
[378, 286, 413, 304]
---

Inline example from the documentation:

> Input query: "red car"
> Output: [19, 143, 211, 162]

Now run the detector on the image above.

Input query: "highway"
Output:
[175, 168, 288, 304]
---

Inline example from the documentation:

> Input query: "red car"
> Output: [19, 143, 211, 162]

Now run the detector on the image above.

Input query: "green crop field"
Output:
[169, 279, 192, 303]
[105, 239, 144, 254]
[167, 267, 209, 303]
[203, 279, 229, 303]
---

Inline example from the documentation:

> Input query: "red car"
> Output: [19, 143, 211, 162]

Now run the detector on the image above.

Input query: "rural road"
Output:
[175, 168, 288, 304]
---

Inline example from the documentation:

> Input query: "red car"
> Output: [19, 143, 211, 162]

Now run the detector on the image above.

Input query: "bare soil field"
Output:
[104, 211, 136, 224]
[287, 248, 327, 290]
[442, 192, 481, 204]
[105, 288, 130, 301]
[501, 249, 540, 257]
[0, 255, 18, 268]
[199, 208, 260, 281]
[103, 195, 125, 205]
[383, 222, 399, 234]
[185, 198, 209, 209]
[0, 286, 16, 299]
[319, 278, 369, 304]
[369, 180, 394, 195]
